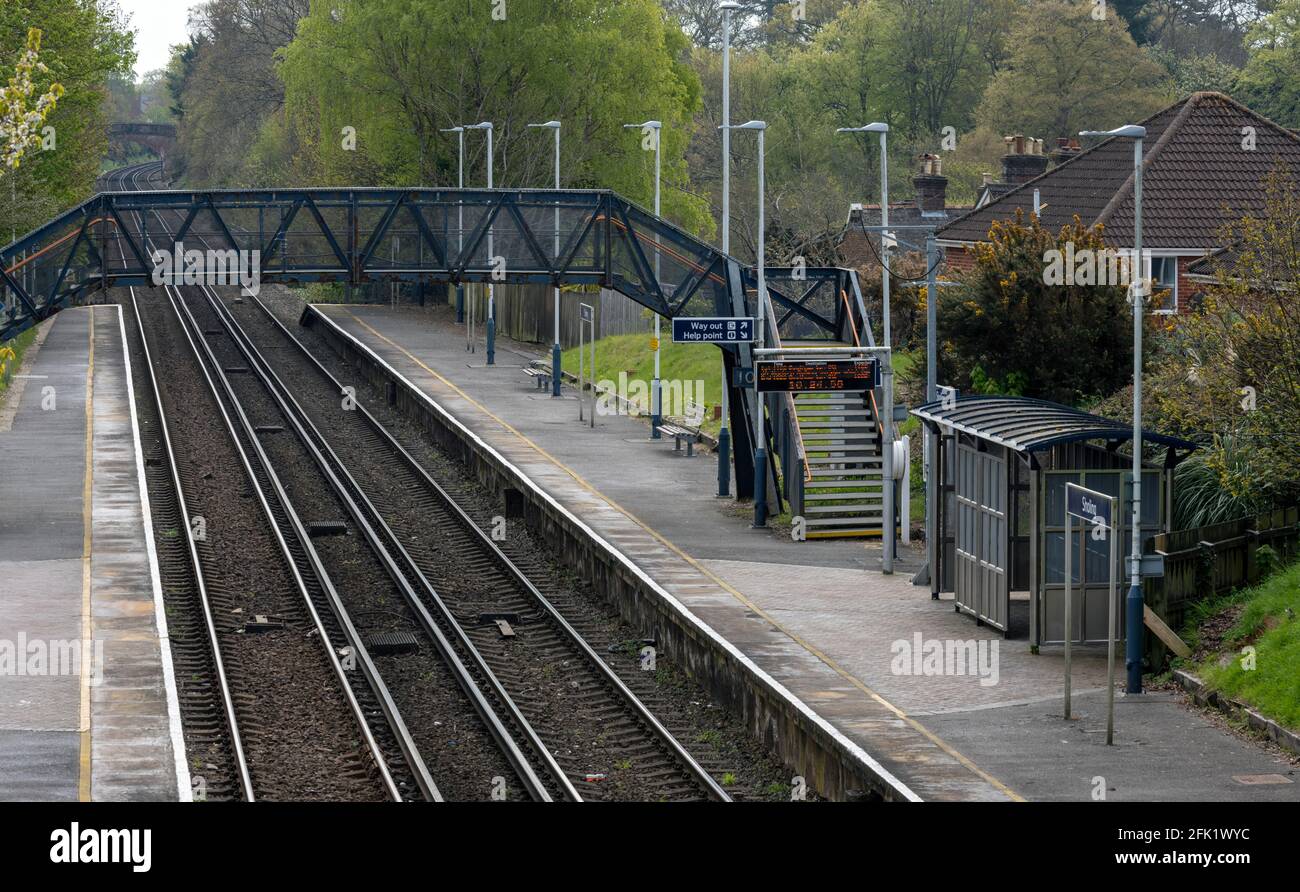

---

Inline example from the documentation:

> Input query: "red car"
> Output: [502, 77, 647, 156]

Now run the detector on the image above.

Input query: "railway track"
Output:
[104, 160, 751, 801]
[218, 290, 731, 802]
[109, 162, 431, 802]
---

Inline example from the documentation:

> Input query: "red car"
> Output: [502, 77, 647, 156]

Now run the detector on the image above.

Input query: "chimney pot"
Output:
[914, 153, 948, 213]
[1001, 134, 1049, 184]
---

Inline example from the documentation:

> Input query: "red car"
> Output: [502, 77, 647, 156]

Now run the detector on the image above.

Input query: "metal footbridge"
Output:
[2, 184, 892, 529]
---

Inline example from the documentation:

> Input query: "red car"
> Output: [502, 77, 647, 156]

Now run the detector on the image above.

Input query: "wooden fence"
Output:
[1146, 505, 1300, 642]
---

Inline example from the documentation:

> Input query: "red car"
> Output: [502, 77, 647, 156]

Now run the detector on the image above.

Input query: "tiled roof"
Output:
[937, 93, 1300, 250]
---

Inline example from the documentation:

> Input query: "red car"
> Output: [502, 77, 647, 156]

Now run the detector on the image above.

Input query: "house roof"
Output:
[937, 92, 1300, 251]
[911, 396, 1198, 454]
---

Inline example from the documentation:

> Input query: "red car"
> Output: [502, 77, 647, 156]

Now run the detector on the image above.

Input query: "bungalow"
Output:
[936, 92, 1300, 315]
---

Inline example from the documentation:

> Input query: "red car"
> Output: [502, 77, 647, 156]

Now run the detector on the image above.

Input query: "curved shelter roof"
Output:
[910, 396, 1198, 455]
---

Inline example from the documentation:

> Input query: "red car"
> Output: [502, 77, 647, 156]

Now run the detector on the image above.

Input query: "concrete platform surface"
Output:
[313, 301, 1299, 802]
[0, 305, 188, 801]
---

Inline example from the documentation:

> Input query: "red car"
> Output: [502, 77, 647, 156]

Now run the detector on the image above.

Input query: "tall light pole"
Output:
[718, 0, 741, 497]
[529, 120, 563, 396]
[837, 123, 891, 347]
[464, 121, 495, 364]
[440, 126, 466, 328]
[725, 120, 769, 527]
[1081, 124, 1147, 694]
[625, 120, 663, 436]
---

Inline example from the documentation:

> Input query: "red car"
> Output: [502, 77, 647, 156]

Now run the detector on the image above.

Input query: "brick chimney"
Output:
[913, 153, 948, 213]
[1001, 134, 1048, 184]
[1049, 136, 1082, 168]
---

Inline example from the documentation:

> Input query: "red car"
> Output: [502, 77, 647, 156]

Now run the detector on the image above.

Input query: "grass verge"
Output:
[1187, 559, 1300, 732]
[560, 332, 726, 437]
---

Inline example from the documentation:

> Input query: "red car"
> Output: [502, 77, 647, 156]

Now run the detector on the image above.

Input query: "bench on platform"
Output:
[522, 363, 552, 390]
[657, 423, 698, 456]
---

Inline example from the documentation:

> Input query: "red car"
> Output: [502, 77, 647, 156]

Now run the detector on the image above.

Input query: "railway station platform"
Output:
[307, 300, 1300, 802]
[0, 304, 188, 801]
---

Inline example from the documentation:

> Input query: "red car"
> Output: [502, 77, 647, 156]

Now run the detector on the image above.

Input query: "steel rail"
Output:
[246, 292, 733, 802]
[120, 163, 436, 802]
[200, 284, 563, 802]
[110, 163, 255, 801]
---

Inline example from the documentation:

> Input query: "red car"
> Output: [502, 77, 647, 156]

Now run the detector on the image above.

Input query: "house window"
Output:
[1150, 256, 1178, 313]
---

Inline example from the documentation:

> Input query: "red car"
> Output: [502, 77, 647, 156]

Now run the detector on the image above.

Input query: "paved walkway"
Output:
[0, 305, 187, 801]
[313, 301, 1299, 801]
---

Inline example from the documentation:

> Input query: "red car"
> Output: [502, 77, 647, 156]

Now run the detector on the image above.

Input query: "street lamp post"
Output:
[836, 123, 891, 347]
[725, 120, 769, 527]
[529, 120, 563, 396]
[464, 121, 495, 364]
[838, 123, 895, 564]
[625, 120, 663, 436]
[440, 126, 466, 327]
[1081, 124, 1147, 695]
[717, 0, 741, 497]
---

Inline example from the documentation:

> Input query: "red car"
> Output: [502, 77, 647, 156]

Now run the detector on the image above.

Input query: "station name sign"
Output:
[1066, 484, 1112, 527]
[672, 317, 755, 343]
[756, 359, 879, 393]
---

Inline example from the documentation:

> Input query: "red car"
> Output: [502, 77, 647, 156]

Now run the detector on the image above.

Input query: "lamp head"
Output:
[529, 120, 561, 129]
[465, 121, 493, 131]
[1079, 125, 1146, 139]
[837, 122, 888, 134]
[624, 120, 662, 130]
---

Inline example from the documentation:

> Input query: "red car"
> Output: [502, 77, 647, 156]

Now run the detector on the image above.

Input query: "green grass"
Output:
[0, 327, 39, 395]
[560, 332, 726, 436]
[1192, 560, 1300, 732]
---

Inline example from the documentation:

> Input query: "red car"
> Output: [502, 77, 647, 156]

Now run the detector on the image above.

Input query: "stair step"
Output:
[804, 503, 884, 514]
[800, 481, 883, 488]
[806, 458, 882, 466]
[806, 516, 883, 527]
[797, 421, 878, 428]
[806, 494, 884, 504]
[805, 487, 883, 497]
[800, 434, 883, 442]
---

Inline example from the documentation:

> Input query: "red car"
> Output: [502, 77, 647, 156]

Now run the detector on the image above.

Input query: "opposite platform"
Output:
[0, 305, 188, 802]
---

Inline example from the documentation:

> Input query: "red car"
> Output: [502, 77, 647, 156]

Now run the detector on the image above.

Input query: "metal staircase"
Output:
[794, 388, 886, 538]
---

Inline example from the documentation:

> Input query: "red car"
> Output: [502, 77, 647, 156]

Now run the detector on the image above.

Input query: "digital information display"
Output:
[755, 359, 878, 393]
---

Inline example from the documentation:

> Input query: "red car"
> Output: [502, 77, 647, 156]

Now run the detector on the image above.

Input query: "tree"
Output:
[1131, 166, 1300, 515]
[976, 0, 1171, 139]
[168, 0, 309, 186]
[1, 28, 63, 170]
[1236, 0, 1300, 128]
[275, 0, 712, 233]
[0, 1, 133, 241]
[934, 211, 1152, 405]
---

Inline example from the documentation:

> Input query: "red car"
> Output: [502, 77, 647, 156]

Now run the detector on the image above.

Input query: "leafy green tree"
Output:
[935, 211, 1151, 405]
[276, 0, 711, 233]
[1123, 167, 1300, 514]
[1235, 0, 1300, 128]
[0, 1, 133, 240]
[976, 0, 1170, 139]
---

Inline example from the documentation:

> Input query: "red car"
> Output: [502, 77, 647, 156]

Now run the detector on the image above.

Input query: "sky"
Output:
[117, 0, 197, 79]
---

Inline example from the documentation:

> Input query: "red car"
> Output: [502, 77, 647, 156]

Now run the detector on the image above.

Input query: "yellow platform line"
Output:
[341, 307, 1025, 802]
[79, 309, 96, 802]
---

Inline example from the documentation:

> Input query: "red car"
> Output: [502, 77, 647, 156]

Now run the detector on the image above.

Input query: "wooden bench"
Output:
[657, 423, 697, 456]
[522, 364, 551, 390]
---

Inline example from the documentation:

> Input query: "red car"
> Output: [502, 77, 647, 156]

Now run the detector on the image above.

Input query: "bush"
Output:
[934, 210, 1154, 405]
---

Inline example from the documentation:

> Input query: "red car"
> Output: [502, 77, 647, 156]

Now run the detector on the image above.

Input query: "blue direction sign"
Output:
[1066, 484, 1112, 528]
[672, 316, 755, 344]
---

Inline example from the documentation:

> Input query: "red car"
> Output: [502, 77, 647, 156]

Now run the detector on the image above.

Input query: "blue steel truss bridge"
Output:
[2, 180, 890, 528]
